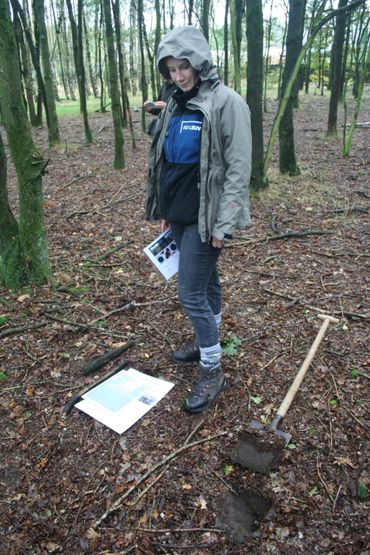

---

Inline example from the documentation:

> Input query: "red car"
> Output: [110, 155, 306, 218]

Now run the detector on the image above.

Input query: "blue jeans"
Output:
[171, 223, 222, 349]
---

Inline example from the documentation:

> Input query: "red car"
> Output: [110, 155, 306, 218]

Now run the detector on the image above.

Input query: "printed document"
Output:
[144, 228, 179, 280]
[76, 368, 174, 434]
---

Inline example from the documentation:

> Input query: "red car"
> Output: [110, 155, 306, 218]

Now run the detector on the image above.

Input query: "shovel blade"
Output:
[231, 421, 291, 474]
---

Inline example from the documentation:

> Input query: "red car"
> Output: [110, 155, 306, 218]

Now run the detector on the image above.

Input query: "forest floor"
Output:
[0, 92, 369, 555]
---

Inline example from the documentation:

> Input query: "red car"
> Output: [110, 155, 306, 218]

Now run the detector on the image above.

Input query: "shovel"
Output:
[231, 314, 339, 474]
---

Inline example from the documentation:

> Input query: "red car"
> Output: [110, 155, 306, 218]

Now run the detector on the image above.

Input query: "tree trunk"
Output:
[304, 0, 321, 94]
[103, 0, 125, 169]
[230, 0, 243, 93]
[327, 0, 348, 135]
[246, 0, 266, 190]
[223, 0, 229, 86]
[111, 0, 128, 126]
[200, 0, 211, 42]
[0, 0, 50, 288]
[187, 0, 194, 24]
[0, 128, 27, 289]
[59, 0, 76, 100]
[137, 0, 148, 133]
[83, 13, 98, 98]
[277, 4, 289, 100]
[143, 20, 156, 100]
[98, 4, 106, 113]
[13, 10, 38, 125]
[65, 0, 92, 143]
[12, 0, 49, 128]
[263, 0, 273, 112]
[129, 4, 137, 96]
[278, 0, 305, 176]
[154, 0, 161, 96]
[50, 0, 70, 100]
[33, 0, 60, 145]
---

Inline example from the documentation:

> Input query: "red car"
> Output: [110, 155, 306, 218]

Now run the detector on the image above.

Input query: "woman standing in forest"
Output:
[146, 26, 252, 413]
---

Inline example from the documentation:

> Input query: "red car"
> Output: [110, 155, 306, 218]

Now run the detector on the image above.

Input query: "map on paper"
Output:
[76, 368, 174, 434]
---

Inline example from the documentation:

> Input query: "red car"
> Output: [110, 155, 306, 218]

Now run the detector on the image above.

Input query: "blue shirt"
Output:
[160, 110, 204, 224]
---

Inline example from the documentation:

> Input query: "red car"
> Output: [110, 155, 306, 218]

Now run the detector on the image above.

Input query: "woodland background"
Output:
[0, 0, 369, 553]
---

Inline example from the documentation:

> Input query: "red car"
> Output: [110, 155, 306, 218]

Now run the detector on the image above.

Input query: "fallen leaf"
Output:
[85, 527, 100, 539]
[25, 385, 34, 396]
[36, 457, 48, 469]
[46, 542, 61, 553]
[198, 496, 207, 510]
[334, 456, 356, 468]
[17, 294, 30, 302]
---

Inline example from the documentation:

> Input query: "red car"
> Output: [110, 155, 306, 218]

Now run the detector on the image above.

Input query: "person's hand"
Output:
[143, 101, 155, 113]
[211, 237, 223, 248]
[160, 219, 170, 233]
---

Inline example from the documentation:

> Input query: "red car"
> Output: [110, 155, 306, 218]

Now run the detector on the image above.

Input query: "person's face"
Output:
[165, 57, 198, 91]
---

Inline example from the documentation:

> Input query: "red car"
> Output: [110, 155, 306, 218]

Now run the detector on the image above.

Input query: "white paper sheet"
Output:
[143, 229, 179, 280]
[76, 368, 174, 434]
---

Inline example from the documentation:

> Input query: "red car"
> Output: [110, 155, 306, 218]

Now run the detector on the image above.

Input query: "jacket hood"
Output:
[157, 26, 219, 83]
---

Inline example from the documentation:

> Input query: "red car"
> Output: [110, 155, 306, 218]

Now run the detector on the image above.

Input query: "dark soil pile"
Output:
[1, 94, 369, 554]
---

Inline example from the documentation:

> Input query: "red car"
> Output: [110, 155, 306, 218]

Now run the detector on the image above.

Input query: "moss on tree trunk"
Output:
[0, 0, 50, 288]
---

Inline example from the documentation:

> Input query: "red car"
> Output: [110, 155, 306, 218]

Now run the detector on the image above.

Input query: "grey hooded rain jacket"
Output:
[145, 26, 252, 243]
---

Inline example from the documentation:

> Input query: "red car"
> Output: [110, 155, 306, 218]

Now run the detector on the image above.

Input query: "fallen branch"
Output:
[136, 527, 223, 534]
[260, 287, 369, 320]
[309, 249, 370, 258]
[81, 340, 135, 375]
[0, 322, 47, 339]
[316, 457, 334, 503]
[90, 298, 177, 325]
[342, 406, 369, 430]
[92, 430, 228, 529]
[322, 207, 369, 215]
[44, 313, 127, 338]
[85, 242, 130, 264]
[226, 229, 334, 248]
[61, 174, 96, 190]
[345, 121, 370, 128]
[264, 230, 335, 241]
[128, 420, 205, 509]
[355, 189, 370, 199]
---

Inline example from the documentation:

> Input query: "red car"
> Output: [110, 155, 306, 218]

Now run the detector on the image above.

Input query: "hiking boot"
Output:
[184, 361, 226, 413]
[172, 340, 200, 363]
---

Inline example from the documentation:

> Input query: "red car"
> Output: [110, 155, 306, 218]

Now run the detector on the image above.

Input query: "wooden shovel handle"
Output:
[276, 314, 339, 419]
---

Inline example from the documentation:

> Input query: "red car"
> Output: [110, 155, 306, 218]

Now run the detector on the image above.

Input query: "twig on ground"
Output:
[321, 206, 369, 215]
[92, 430, 228, 529]
[342, 406, 368, 430]
[332, 484, 343, 512]
[309, 249, 370, 258]
[207, 465, 237, 494]
[260, 287, 369, 320]
[226, 229, 335, 248]
[90, 298, 177, 325]
[62, 174, 96, 190]
[81, 340, 134, 375]
[137, 527, 223, 534]
[259, 352, 284, 372]
[355, 189, 370, 199]
[44, 313, 127, 338]
[316, 457, 334, 502]
[128, 420, 204, 508]
[86, 241, 131, 264]
[0, 322, 48, 339]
